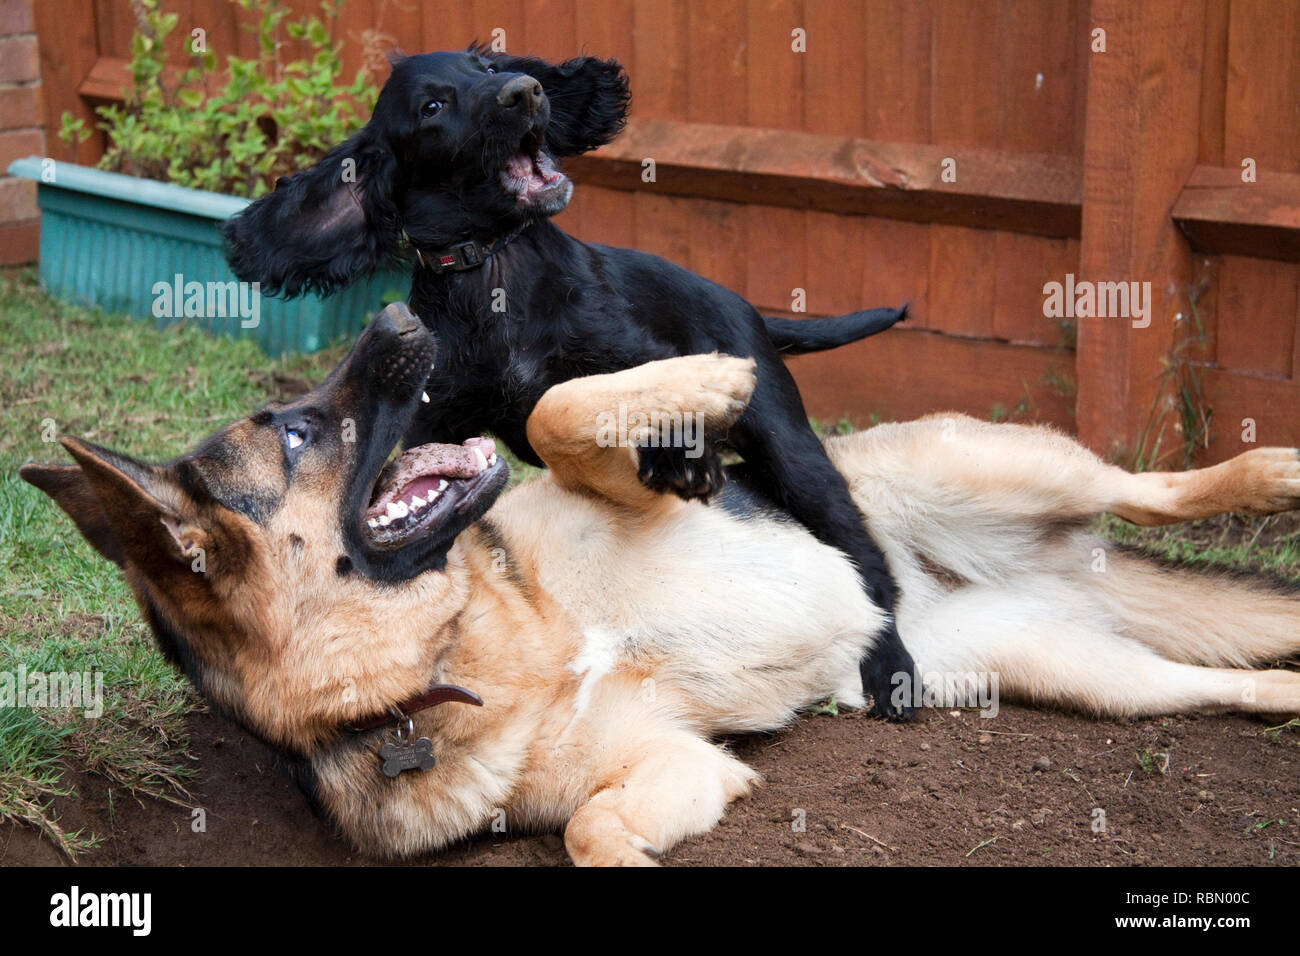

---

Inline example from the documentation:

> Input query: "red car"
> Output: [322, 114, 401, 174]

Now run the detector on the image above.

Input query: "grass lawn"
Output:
[1, 267, 1296, 857]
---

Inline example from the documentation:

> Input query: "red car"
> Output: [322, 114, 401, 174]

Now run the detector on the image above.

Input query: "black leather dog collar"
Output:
[409, 223, 530, 274]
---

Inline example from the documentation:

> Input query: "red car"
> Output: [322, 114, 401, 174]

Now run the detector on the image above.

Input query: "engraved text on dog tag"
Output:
[379, 736, 436, 777]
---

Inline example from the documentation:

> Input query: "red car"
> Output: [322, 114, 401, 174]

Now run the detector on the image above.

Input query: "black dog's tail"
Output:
[764, 305, 908, 356]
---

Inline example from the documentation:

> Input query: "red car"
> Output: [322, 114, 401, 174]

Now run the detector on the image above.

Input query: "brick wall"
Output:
[0, 0, 41, 264]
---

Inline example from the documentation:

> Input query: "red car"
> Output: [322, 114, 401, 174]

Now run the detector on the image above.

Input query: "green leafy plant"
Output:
[59, 0, 380, 198]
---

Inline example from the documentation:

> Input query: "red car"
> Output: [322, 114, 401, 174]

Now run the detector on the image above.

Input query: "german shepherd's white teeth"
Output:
[421, 391, 430, 404]
[367, 518, 379, 529]
[378, 514, 391, 527]
[412, 488, 439, 510]
[363, 439, 497, 526]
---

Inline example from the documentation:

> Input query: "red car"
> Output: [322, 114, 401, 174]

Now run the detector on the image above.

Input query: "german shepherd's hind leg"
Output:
[825, 416, 1300, 717]
[827, 416, 1300, 584]
[1083, 445, 1300, 675]
[1106, 446, 1300, 526]
[564, 729, 758, 867]
[526, 354, 756, 512]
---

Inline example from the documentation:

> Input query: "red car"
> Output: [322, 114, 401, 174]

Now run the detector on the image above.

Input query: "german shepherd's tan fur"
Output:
[22, 309, 1300, 865]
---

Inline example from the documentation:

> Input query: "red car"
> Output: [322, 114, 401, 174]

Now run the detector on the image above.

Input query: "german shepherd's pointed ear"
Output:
[19, 460, 126, 566]
[21, 439, 218, 579]
[222, 124, 405, 298]
[487, 50, 630, 156]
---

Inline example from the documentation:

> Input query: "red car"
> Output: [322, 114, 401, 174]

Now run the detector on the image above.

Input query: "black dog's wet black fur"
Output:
[223, 49, 916, 719]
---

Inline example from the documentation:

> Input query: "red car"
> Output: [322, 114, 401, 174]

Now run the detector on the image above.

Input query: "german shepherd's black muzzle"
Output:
[336, 303, 509, 583]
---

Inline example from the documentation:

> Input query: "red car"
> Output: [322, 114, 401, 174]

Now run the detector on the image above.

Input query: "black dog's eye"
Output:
[485, 65, 497, 74]
[422, 99, 445, 117]
[284, 424, 310, 453]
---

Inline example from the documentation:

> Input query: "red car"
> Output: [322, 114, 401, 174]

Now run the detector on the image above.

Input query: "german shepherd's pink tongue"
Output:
[365, 437, 496, 521]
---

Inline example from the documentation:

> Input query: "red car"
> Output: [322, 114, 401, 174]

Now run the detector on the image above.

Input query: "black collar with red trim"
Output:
[407, 223, 531, 274]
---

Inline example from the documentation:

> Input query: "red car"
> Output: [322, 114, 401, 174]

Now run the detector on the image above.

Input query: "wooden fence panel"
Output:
[788, 329, 1076, 429]
[1216, 257, 1297, 378]
[862, 0, 931, 144]
[992, 233, 1080, 347]
[631, 0, 686, 121]
[803, 0, 863, 137]
[1224, 0, 1300, 175]
[995, 0, 1082, 155]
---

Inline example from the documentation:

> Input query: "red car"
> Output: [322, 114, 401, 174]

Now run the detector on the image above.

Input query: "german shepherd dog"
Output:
[22, 303, 1300, 865]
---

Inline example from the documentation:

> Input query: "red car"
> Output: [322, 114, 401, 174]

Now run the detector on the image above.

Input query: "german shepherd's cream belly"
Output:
[488, 475, 882, 732]
[304, 479, 879, 857]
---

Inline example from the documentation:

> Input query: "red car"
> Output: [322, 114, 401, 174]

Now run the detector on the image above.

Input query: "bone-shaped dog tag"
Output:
[379, 736, 436, 777]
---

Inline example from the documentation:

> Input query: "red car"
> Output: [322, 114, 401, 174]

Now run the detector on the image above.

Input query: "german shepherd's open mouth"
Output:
[335, 302, 511, 575]
[363, 436, 503, 547]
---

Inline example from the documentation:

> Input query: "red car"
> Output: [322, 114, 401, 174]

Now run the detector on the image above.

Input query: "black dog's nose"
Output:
[497, 75, 543, 115]
[373, 301, 421, 336]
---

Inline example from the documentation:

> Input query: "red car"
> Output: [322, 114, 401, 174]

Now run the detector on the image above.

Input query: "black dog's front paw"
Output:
[636, 443, 726, 502]
[861, 624, 918, 722]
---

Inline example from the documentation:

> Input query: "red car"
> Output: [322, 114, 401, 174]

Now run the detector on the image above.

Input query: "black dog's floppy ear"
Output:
[490, 52, 630, 157]
[222, 126, 404, 298]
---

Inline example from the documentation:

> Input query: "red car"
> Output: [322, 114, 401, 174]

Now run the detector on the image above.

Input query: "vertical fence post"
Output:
[1076, 0, 1206, 464]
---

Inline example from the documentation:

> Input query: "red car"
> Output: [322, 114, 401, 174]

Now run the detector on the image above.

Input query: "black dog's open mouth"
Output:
[363, 436, 505, 547]
[499, 132, 569, 208]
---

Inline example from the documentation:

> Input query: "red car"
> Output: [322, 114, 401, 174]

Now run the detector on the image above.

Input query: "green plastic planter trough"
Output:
[7, 157, 408, 355]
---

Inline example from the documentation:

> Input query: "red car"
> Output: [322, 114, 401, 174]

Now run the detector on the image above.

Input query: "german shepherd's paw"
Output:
[642, 353, 756, 431]
[569, 834, 663, 867]
[691, 353, 758, 425]
[1230, 447, 1300, 514]
[615, 835, 664, 866]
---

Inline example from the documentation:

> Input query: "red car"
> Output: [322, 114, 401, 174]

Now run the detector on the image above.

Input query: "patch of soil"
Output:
[3, 705, 1297, 867]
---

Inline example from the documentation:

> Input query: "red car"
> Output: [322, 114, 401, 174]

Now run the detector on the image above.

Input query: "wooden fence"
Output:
[17, 0, 1300, 465]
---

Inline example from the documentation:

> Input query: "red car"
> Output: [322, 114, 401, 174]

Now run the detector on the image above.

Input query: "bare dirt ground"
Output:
[3, 704, 1297, 867]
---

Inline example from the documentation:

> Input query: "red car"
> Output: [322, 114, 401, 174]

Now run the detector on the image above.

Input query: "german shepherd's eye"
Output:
[283, 425, 310, 453]
[421, 100, 445, 117]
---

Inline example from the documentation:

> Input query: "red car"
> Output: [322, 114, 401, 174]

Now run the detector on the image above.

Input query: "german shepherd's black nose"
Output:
[373, 301, 421, 336]
[496, 75, 543, 115]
